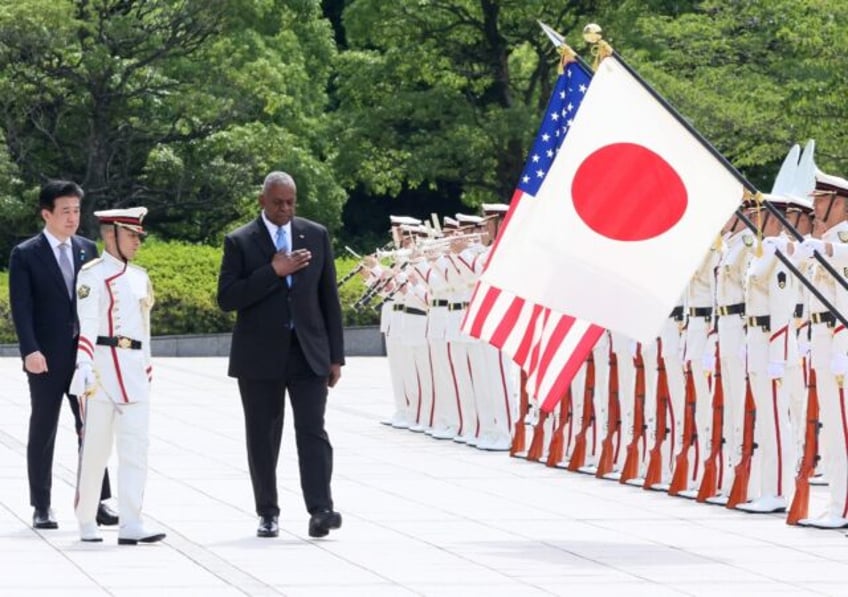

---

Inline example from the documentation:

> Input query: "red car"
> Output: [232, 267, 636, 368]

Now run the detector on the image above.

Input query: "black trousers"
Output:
[27, 371, 112, 510]
[238, 334, 333, 517]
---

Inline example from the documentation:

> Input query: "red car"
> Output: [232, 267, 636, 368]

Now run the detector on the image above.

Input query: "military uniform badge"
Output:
[839, 230, 848, 243]
[743, 235, 754, 247]
[77, 285, 90, 299]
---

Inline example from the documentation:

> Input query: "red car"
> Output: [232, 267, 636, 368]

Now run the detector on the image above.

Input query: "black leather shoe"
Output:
[33, 508, 58, 530]
[308, 510, 342, 538]
[257, 515, 278, 538]
[96, 502, 119, 526]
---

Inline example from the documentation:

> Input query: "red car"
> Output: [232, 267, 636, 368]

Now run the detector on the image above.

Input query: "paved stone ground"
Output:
[1, 356, 847, 596]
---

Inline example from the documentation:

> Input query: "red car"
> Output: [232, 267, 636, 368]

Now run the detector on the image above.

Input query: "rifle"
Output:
[546, 386, 573, 467]
[620, 346, 646, 483]
[567, 353, 595, 471]
[727, 377, 757, 508]
[509, 371, 530, 456]
[669, 364, 698, 495]
[526, 409, 549, 462]
[644, 340, 669, 489]
[697, 355, 725, 501]
[787, 368, 820, 524]
[595, 347, 621, 478]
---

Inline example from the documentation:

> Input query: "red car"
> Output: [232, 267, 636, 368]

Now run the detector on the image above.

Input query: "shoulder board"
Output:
[80, 257, 104, 271]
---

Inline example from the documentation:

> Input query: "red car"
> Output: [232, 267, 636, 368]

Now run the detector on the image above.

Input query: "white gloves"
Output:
[798, 338, 810, 358]
[760, 237, 779, 257]
[792, 238, 826, 262]
[69, 363, 96, 396]
[701, 350, 716, 374]
[831, 352, 848, 376]
[767, 361, 785, 379]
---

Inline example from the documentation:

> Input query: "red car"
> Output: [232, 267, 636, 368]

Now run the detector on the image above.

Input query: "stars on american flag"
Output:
[516, 61, 593, 196]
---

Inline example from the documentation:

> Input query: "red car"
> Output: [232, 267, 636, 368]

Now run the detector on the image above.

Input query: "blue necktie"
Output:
[275, 226, 292, 287]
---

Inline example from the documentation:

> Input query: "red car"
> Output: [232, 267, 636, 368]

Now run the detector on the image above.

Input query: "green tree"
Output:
[0, 0, 344, 245]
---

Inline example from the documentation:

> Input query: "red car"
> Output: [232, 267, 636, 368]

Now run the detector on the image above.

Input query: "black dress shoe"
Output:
[33, 508, 58, 530]
[257, 515, 278, 538]
[308, 510, 342, 538]
[117, 533, 166, 545]
[96, 502, 119, 526]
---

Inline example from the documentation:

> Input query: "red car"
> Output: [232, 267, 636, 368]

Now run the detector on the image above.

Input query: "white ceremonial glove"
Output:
[798, 338, 811, 358]
[69, 363, 96, 396]
[737, 342, 748, 364]
[760, 237, 779, 257]
[767, 361, 785, 379]
[793, 238, 825, 263]
[701, 350, 716, 374]
[629, 340, 639, 357]
[831, 352, 848, 376]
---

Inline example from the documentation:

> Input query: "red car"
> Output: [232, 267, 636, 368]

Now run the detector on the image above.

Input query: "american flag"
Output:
[461, 59, 604, 413]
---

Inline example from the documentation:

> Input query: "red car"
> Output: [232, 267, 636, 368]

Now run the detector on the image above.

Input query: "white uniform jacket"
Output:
[70, 252, 154, 403]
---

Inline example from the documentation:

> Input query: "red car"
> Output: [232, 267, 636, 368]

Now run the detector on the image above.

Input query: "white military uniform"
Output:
[738, 234, 797, 512]
[800, 221, 848, 527]
[713, 227, 756, 502]
[70, 249, 157, 543]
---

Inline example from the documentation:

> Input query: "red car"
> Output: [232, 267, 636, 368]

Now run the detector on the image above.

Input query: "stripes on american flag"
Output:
[461, 58, 604, 413]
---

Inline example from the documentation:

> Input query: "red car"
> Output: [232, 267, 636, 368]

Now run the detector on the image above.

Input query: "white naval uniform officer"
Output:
[794, 170, 848, 528]
[69, 207, 165, 545]
[737, 200, 798, 513]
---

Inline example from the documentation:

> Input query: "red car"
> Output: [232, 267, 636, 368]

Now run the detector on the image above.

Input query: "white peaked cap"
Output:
[456, 213, 484, 225]
[93, 207, 148, 233]
[481, 202, 509, 214]
[443, 216, 460, 228]
[389, 215, 422, 226]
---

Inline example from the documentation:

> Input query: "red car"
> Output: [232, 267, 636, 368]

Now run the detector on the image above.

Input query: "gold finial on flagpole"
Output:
[583, 23, 613, 71]
[558, 43, 577, 73]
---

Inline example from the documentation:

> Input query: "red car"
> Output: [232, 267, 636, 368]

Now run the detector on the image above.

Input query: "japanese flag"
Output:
[481, 55, 744, 342]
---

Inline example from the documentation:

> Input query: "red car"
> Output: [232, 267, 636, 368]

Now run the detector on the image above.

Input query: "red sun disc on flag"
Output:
[571, 142, 688, 241]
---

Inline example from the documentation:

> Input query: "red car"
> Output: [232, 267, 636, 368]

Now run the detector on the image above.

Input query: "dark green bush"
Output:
[0, 240, 376, 345]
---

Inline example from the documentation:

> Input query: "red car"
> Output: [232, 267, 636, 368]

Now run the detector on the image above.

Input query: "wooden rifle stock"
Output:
[669, 365, 697, 495]
[644, 341, 669, 489]
[595, 349, 620, 478]
[546, 387, 573, 467]
[697, 357, 725, 501]
[727, 378, 757, 508]
[526, 409, 549, 461]
[510, 371, 530, 456]
[567, 354, 595, 471]
[620, 347, 646, 483]
[787, 368, 819, 524]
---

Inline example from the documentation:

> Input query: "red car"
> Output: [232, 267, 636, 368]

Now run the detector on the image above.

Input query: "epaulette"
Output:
[80, 257, 104, 271]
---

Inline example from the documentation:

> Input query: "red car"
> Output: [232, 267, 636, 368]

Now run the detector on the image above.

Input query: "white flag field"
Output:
[481, 55, 746, 344]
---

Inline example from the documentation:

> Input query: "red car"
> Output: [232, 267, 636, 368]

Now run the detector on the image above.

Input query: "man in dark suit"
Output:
[217, 171, 345, 539]
[9, 180, 118, 529]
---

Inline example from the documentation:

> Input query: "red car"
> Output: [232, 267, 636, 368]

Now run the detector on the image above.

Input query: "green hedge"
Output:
[0, 240, 378, 345]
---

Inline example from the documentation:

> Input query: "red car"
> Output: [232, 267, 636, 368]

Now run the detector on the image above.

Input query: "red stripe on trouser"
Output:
[497, 355, 512, 429]
[447, 344, 463, 434]
[772, 379, 783, 496]
[840, 387, 848, 518]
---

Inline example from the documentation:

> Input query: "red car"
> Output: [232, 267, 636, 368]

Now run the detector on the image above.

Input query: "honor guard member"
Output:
[683, 244, 721, 497]
[444, 219, 483, 444]
[380, 216, 422, 428]
[737, 198, 798, 513]
[707, 210, 757, 504]
[69, 207, 165, 545]
[793, 169, 848, 528]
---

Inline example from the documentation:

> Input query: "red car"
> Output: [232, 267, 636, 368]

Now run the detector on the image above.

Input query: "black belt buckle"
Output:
[717, 302, 744, 317]
[811, 311, 835, 327]
[96, 335, 142, 350]
[746, 315, 770, 332]
[448, 302, 467, 311]
[430, 299, 448, 308]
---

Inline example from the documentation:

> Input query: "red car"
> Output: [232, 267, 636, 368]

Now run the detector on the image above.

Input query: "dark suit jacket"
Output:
[217, 215, 345, 380]
[9, 233, 99, 376]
